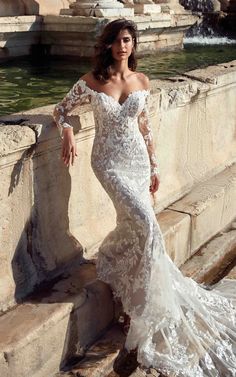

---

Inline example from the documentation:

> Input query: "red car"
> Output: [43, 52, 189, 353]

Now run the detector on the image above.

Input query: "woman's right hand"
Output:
[61, 128, 78, 167]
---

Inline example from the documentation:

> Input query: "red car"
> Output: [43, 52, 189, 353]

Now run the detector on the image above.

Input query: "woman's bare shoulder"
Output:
[79, 72, 99, 89]
[80, 71, 101, 91]
[133, 72, 150, 90]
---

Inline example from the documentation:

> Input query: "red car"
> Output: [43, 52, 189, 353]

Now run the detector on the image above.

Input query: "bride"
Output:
[53, 18, 236, 377]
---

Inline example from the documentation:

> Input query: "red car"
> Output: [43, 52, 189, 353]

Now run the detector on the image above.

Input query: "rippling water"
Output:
[0, 44, 236, 116]
[184, 36, 236, 45]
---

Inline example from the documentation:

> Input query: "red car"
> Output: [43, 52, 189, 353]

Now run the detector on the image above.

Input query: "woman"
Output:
[53, 19, 236, 377]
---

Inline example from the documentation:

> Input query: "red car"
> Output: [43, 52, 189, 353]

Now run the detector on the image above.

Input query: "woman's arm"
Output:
[138, 93, 160, 194]
[53, 79, 90, 167]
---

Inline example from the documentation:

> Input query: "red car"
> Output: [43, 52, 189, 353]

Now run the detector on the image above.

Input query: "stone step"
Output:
[156, 163, 236, 269]
[180, 225, 236, 284]
[0, 263, 115, 377]
[57, 226, 236, 377]
[157, 209, 191, 267]
[168, 163, 236, 255]
[54, 325, 126, 377]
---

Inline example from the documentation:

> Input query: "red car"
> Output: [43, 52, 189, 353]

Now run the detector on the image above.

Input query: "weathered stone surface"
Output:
[0, 11, 200, 61]
[42, 13, 198, 57]
[0, 125, 36, 313]
[134, 3, 161, 13]
[154, 64, 236, 215]
[0, 0, 71, 16]
[0, 125, 35, 157]
[180, 229, 236, 284]
[157, 209, 191, 267]
[0, 303, 73, 377]
[69, 325, 125, 377]
[185, 60, 236, 85]
[0, 264, 114, 377]
[0, 15, 42, 32]
[70, 0, 134, 17]
[226, 265, 236, 279]
[0, 16, 42, 60]
[169, 164, 236, 253]
[94, 8, 134, 16]
[0, 0, 25, 16]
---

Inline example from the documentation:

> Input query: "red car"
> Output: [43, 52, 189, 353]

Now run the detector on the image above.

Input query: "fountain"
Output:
[180, 0, 236, 42]
[0, 0, 199, 62]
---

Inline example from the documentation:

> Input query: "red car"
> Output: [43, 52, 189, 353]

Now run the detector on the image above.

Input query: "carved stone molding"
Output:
[69, 0, 134, 16]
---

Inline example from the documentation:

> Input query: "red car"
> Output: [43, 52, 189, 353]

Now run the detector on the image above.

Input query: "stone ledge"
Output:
[180, 228, 236, 284]
[0, 16, 42, 33]
[0, 103, 95, 145]
[184, 59, 236, 85]
[157, 209, 191, 267]
[0, 16, 42, 23]
[0, 125, 36, 157]
[169, 163, 236, 253]
[66, 325, 125, 377]
[0, 264, 114, 377]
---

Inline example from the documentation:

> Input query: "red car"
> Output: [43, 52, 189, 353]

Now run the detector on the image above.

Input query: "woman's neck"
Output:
[110, 60, 130, 80]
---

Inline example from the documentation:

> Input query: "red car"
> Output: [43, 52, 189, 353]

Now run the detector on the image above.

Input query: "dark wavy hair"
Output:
[93, 19, 138, 82]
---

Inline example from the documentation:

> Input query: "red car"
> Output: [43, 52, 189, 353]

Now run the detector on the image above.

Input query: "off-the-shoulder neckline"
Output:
[77, 78, 150, 107]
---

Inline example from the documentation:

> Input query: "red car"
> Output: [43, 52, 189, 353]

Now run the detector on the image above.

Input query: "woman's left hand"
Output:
[150, 173, 160, 194]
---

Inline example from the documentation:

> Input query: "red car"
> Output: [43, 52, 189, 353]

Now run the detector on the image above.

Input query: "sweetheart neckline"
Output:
[78, 79, 149, 107]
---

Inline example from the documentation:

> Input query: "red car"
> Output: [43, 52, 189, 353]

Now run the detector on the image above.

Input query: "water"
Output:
[184, 36, 236, 44]
[180, 0, 214, 12]
[0, 44, 236, 116]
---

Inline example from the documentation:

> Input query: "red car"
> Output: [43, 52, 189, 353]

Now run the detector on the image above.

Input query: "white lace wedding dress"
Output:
[54, 79, 236, 377]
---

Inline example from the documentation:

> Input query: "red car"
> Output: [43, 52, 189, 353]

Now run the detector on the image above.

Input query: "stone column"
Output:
[69, 0, 134, 17]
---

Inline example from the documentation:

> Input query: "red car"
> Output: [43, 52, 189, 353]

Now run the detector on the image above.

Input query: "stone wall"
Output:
[0, 0, 71, 16]
[0, 13, 199, 61]
[0, 60, 236, 314]
[0, 16, 42, 61]
[42, 14, 198, 57]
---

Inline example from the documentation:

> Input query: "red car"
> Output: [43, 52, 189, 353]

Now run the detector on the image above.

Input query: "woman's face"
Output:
[111, 29, 134, 61]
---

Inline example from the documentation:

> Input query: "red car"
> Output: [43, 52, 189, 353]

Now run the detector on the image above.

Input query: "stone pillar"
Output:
[68, 0, 134, 17]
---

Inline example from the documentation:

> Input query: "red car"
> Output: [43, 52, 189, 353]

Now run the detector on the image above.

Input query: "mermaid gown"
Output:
[54, 79, 236, 377]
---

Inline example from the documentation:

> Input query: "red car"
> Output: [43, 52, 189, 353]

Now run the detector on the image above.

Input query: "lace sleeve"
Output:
[53, 79, 90, 138]
[138, 95, 160, 177]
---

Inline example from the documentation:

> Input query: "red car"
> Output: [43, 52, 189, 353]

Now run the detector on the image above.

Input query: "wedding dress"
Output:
[53, 79, 236, 377]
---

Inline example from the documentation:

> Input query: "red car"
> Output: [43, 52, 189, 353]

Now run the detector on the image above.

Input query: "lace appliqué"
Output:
[53, 79, 91, 138]
[138, 97, 160, 177]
